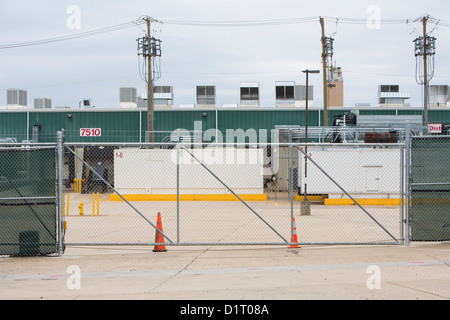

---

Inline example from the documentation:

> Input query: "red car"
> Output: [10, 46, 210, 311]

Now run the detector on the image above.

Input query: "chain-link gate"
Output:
[409, 135, 450, 241]
[0, 142, 64, 256]
[61, 138, 404, 247]
[62, 142, 291, 246]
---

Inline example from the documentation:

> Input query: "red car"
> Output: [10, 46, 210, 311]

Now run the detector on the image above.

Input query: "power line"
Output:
[0, 19, 146, 50]
[162, 17, 319, 27]
[0, 15, 446, 51]
[163, 16, 410, 27]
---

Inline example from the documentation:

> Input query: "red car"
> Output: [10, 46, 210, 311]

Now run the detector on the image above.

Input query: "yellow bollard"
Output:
[66, 194, 70, 216]
[97, 193, 100, 216]
[74, 178, 84, 193]
[78, 201, 84, 216]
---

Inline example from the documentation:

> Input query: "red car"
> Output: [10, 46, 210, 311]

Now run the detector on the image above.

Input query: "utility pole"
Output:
[422, 16, 429, 132]
[320, 17, 328, 128]
[138, 17, 161, 143]
[146, 17, 154, 143]
[414, 15, 436, 133]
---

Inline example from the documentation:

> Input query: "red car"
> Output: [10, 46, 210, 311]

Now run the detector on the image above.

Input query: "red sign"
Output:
[428, 123, 442, 134]
[80, 128, 101, 137]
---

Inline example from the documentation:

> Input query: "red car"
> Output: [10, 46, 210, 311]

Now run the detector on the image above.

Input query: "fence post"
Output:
[56, 131, 64, 256]
[404, 122, 411, 247]
[176, 137, 180, 244]
[288, 130, 294, 244]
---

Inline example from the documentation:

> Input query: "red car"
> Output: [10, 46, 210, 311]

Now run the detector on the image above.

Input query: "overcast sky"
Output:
[0, 0, 449, 109]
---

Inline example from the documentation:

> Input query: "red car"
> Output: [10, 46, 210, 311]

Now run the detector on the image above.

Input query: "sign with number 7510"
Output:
[80, 128, 101, 137]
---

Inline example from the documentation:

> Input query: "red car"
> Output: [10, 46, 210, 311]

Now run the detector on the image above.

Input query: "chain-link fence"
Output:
[409, 135, 450, 241]
[61, 139, 405, 247]
[5, 130, 450, 256]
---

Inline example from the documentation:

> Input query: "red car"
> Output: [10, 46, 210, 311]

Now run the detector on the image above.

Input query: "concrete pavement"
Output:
[1, 242, 449, 301]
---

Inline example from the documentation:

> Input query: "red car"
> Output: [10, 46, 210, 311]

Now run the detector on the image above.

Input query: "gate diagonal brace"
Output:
[295, 145, 399, 243]
[65, 146, 173, 244]
[181, 145, 289, 244]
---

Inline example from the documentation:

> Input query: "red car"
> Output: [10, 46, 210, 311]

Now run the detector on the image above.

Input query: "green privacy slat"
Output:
[411, 137, 450, 241]
[0, 148, 57, 256]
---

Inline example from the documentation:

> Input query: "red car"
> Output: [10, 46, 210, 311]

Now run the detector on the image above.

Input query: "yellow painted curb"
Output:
[110, 194, 268, 202]
[294, 195, 326, 203]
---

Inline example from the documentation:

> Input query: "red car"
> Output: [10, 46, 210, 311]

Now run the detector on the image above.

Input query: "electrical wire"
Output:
[0, 14, 444, 51]
[162, 16, 319, 27]
[0, 19, 146, 50]
[163, 16, 409, 27]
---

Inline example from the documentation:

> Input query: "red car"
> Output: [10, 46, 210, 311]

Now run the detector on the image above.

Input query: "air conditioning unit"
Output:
[196, 85, 216, 107]
[120, 86, 137, 108]
[34, 98, 52, 109]
[240, 82, 260, 107]
[7, 89, 27, 107]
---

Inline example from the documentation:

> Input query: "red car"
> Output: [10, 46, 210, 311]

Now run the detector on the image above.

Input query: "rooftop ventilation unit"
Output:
[120, 86, 137, 108]
[378, 85, 410, 106]
[196, 85, 216, 107]
[240, 82, 260, 107]
[154, 86, 174, 107]
[34, 98, 52, 109]
[7, 89, 27, 108]
[276, 81, 295, 107]
[294, 85, 314, 108]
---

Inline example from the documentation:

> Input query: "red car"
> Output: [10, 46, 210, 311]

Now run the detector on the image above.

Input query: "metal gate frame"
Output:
[60, 136, 405, 248]
[0, 136, 64, 257]
[405, 129, 450, 243]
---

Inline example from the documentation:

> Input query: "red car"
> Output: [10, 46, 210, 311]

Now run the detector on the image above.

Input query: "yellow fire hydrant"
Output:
[78, 201, 84, 216]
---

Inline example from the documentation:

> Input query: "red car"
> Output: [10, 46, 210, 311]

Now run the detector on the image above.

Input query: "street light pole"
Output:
[301, 69, 320, 216]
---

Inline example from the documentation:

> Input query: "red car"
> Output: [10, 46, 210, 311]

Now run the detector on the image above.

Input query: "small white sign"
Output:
[428, 123, 442, 134]
[80, 128, 101, 137]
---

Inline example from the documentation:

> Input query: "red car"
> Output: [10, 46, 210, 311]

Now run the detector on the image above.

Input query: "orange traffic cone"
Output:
[153, 212, 167, 252]
[288, 217, 301, 248]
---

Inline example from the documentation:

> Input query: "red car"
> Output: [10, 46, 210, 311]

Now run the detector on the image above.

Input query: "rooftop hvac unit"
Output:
[294, 85, 313, 100]
[293, 85, 314, 108]
[154, 86, 174, 107]
[276, 81, 295, 107]
[240, 82, 260, 107]
[120, 87, 137, 108]
[34, 98, 52, 109]
[196, 85, 216, 106]
[7, 89, 27, 106]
